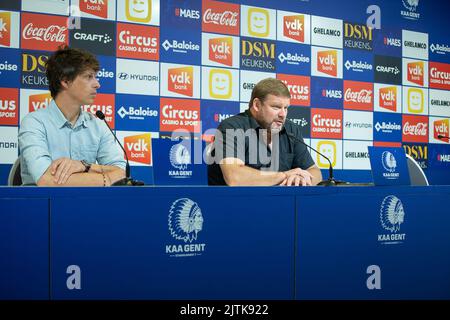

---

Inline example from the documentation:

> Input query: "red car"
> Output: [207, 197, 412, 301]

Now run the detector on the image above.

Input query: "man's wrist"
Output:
[80, 160, 91, 173]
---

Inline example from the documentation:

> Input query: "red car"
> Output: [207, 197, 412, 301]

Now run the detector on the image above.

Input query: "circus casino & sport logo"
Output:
[166, 198, 206, 257]
[377, 195, 406, 244]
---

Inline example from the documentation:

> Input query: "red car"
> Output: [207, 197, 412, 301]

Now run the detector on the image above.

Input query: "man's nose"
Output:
[94, 78, 101, 89]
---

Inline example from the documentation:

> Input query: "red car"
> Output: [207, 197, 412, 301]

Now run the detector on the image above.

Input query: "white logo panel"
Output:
[311, 15, 343, 49]
[201, 33, 240, 68]
[19, 88, 52, 122]
[276, 10, 310, 44]
[311, 46, 343, 79]
[116, 59, 159, 96]
[201, 67, 239, 101]
[373, 83, 402, 113]
[117, 0, 160, 26]
[343, 140, 372, 170]
[0, 10, 20, 48]
[240, 5, 276, 39]
[402, 86, 428, 115]
[343, 110, 373, 141]
[21, 0, 69, 16]
[402, 58, 428, 87]
[429, 89, 450, 117]
[310, 138, 342, 169]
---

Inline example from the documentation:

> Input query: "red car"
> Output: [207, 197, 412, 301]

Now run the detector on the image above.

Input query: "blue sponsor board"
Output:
[21, 50, 50, 89]
[428, 143, 450, 169]
[343, 49, 373, 82]
[368, 146, 411, 186]
[429, 34, 450, 64]
[160, 0, 201, 31]
[373, 112, 402, 142]
[152, 138, 207, 185]
[200, 100, 240, 132]
[97, 55, 116, 93]
[129, 166, 154, 186]
[403, 143, 428, 170]
[0, 48, 20, 88]
[373, 28, 402, 57]
[310, 77, 343, 109]
[275, 42, 310, 76]
[115, 94, 160, 132]
[160, 29, 201, 65]
[240, 37, 276, 73]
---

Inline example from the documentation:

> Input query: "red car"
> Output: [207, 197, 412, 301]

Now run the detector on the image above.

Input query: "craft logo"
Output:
[160, 98, 200, 133]
[117, 23, 159, 60]
[21, 13, 68, 51]
[209, 69, 232, 99]
[429, 62, 450, 90]
[317, 140, 336, 168]
[434, 119, 449, 142]
[241, 38, 275, 72]
[80, 0, 108, 18]
[401, 0, 420, 20]
[344, 22, 373, 51]
[124, 133, 151, 165]
[286, 107, 310, 137]
[202, 0, 239, 35]
[317, 50, 337, 77]
[126, 0, 152, 23]
[0, 11, 11, 47]
[374, 55, 402, 85]
[0, 88, 18, 125]
[379, 86, 397, 112]
[283, 14, 304, 43]
[168, 67, 194, 97]
[209, 37, 232, 66]
[402, 115, 428, 143]
[82, 93, 115, 129]
[311, 108, 342, 139]
[21, 52, 49, 89]
[28, 92, 52, 113]
[403, 143, 427, 169]
[407, 88, 424, 113]
[378, 195, 406, 244]
[407, 61, 424, 86]
[166, 198, 205, 257]
[343, 80, 373, 111]
[277, 74, 310, 106]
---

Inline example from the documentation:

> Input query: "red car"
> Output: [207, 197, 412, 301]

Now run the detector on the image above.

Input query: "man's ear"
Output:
[252, 98, 261, 112]
[60, 78, 70, 90]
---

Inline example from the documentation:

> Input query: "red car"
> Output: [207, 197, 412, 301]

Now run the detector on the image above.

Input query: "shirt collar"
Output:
[49, 100, 89, 129]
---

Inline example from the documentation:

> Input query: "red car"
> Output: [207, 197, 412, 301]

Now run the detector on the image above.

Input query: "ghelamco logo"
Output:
[166, 198, 206, 257]
[162, 39, 200, 53]
[378, 195, 406, 244]
[430, 43, 450, 55]
[381, 151, 400, 179]
[169, 144, 193, 178]
[401, 0, 420, 20]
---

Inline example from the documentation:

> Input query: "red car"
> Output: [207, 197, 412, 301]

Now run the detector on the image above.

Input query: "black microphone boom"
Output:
[437, 134, 450, 140]
[286, 133, 347, 186]
[95, 110, 144, 186]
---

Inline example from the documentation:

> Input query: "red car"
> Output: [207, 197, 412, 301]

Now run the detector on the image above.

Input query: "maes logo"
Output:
[124, 133, 151, 165]
[175, 7, 200, 20]
[29, 92, 52, 113]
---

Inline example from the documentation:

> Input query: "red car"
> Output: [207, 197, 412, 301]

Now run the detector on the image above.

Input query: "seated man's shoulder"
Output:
[218, 112, 248, 130]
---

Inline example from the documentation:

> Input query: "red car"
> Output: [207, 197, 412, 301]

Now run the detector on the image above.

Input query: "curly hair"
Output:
[46, 46, 99, 98]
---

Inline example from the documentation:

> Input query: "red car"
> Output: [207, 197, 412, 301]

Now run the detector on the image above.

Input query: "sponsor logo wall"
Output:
[1, 0, 450, 183]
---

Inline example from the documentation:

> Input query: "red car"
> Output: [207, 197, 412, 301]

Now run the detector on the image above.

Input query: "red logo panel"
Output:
[311, 108, 343, 139]
[117, 23, 159, 61]
[82, 93, 115, 129]
[343, 80, 373, 111]
[202, 0, 240, 35]
[402, 115, 428, 143]
[160, 98, 200, 133]
[277, 74, 310, 106]
[21, 13, 68, 51]
[429, 61, 450, 90]
[0, 88, 18, 125]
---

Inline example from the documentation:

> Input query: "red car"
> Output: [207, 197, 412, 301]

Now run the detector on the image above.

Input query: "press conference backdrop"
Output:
[1, 0, 450, 185]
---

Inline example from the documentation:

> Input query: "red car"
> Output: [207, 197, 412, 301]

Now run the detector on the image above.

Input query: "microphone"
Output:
[95, 110, 144, 186]
[437, 134, 450, 140]
[286, 132, 347, 186]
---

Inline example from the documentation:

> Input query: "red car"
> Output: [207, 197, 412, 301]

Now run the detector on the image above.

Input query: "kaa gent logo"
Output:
[381, 151, 396, 172]
[378, 195, 406, 244]
[166, 198, 206, 257]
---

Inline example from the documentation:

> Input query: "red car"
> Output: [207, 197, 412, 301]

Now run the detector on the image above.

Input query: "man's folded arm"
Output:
[37, 165, 125, 186]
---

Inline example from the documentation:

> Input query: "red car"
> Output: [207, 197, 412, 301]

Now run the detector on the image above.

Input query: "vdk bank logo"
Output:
[0, 11, 11, 47]
[124, 133, 152, 165]
[378, 195, 406, 244]
[169, 143, 192, 178]
[168, 67, 193, 97]
[381, 151, 400, 179]
[166, 198, 206, 257]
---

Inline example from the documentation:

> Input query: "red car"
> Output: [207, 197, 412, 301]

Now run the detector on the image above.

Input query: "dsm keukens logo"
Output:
[377, 195, 406, 244]
[166, 198, 206, 257]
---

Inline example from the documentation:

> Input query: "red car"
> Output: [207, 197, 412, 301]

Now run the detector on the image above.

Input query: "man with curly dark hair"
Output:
[19, 46, 125, 186]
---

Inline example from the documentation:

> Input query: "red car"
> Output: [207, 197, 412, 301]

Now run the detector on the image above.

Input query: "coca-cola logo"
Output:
[403, 122, 427, 136]
[22, 23, 67, 43]
[344, 88, 372, 103]
[203, 9, 238, 26]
